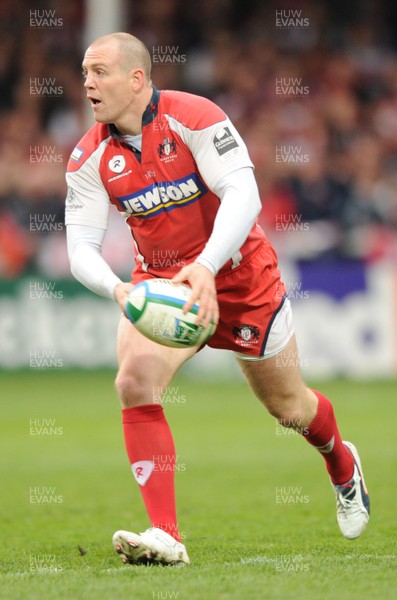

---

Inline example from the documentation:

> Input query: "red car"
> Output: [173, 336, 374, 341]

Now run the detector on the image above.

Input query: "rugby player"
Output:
[65, 33, 370, 565]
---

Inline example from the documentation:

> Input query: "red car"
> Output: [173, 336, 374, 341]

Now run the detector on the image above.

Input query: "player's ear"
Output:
[130, 68, 145, 91]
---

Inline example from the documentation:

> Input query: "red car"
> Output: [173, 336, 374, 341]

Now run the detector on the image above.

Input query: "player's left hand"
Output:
[172, 262, 219, 328]
[114, 282, 134, 316]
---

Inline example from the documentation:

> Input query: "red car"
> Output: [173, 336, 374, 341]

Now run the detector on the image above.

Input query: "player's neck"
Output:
[115, 85, 154, 136]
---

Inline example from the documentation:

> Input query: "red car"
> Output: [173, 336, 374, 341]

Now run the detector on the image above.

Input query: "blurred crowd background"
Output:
[2, 0, 397, 280]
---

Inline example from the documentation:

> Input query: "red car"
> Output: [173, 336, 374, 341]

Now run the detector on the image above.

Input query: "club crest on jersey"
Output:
[108, 155, 126, 173]
[115, 172, 207, 218]
[158, 137, 177, 162]
[233, 324, 260, 346]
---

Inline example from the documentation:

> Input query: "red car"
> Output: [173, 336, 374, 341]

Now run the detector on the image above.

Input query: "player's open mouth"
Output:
[88, 97, 101, 107]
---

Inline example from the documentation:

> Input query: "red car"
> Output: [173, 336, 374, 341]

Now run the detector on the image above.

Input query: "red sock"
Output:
[304, 391, 354, 484]
[122, 404, 180, 541]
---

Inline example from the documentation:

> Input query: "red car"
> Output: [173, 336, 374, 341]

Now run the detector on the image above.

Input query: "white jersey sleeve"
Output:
[65, 139, 111, 229]
[195, 167, 262, 274]
[66, 224, 122, 299]
[167, 115, 253, 192]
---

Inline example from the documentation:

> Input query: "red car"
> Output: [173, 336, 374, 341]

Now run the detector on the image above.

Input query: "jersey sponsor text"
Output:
[116, 173, 207, 218]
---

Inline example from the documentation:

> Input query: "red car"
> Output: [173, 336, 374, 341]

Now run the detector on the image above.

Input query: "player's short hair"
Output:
[90, 32, 152, 82]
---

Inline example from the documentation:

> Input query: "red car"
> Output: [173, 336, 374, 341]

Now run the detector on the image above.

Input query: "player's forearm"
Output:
[67, 225, 122, 299]
[70, 244, 122, 299]
[196, 167, 261, 274]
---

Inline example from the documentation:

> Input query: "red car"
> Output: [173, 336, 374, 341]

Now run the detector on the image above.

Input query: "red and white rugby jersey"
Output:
[65, 87, 266, 278]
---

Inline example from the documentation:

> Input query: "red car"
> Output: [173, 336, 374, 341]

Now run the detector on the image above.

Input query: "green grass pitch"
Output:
[0, 371, 396, 599]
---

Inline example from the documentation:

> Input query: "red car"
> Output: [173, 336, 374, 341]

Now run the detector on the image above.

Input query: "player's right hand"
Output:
[114, 282, 134, 316]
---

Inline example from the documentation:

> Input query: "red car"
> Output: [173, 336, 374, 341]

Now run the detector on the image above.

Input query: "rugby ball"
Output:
[125, 278, 217, 348]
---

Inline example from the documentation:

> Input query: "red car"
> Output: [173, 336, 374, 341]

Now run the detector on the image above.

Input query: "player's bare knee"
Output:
[115, 371, 154, 407]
